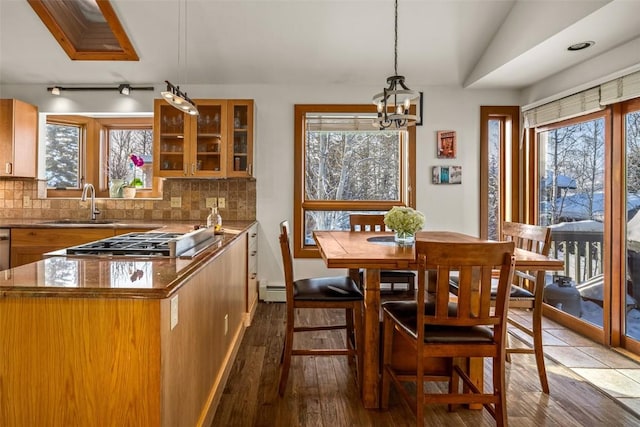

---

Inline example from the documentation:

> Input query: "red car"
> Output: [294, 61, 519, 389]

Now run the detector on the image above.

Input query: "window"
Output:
[45, 121, 83, 189]
[45, 115, 155, 198]
[27, 0, 138, 61]
[107, 128, 153, 188]
[294, 104, 416, 258]
[480, 106, 520, 240]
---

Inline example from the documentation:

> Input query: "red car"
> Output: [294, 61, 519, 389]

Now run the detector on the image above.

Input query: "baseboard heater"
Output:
[258, 280, 286, 302]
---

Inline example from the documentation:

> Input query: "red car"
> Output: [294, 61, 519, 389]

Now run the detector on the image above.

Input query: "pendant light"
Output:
[372, 0, 420, 129]
[161, 0, 199, 116]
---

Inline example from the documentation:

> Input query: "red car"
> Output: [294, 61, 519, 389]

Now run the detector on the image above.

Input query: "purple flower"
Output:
[130, 154, 144, 167]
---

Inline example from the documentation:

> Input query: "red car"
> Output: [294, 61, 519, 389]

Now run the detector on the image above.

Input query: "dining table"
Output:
[313, 229, 565, 409]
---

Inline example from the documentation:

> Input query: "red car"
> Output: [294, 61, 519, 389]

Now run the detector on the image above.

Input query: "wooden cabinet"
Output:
[0, 229, 249, 427]
[228, 100, 254, 177]
[0, 99, 37, 178]
[245, 223, 258, 325]
[153, 99, 254, 178]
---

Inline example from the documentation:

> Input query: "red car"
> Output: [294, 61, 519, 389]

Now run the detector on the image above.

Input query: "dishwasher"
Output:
[0, 229, 9, 271]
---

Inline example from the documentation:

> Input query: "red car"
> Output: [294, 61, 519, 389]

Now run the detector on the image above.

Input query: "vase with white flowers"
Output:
[383, 206, 425, 246]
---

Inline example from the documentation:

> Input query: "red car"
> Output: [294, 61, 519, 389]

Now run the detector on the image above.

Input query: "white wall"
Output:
[0, 83, 519, 287]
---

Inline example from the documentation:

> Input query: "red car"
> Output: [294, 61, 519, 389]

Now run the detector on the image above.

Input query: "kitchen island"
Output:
[0, 221, 257, 426]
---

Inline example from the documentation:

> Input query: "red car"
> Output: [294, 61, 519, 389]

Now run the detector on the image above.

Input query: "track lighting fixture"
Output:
[46, 84, 154, 95]
[118, 84, 131, 95]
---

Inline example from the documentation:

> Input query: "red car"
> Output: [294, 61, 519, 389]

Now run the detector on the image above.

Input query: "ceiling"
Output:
[1, 0, 640, 91]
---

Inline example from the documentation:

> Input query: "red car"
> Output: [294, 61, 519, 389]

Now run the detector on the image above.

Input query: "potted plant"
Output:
[124, 154, 145, 198]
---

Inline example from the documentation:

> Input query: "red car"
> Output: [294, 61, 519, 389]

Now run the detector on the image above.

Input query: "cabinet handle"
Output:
[251, 233, 257, 238]
[191, 163, 196, 175]
[5, 163, 12, 174]
[247, 163, 252, 175]
[251, 250, 257, 256]
[251, 273, 257, 279]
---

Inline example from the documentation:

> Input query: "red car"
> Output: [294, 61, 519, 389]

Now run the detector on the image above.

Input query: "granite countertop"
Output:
[0, 220, 256, 299]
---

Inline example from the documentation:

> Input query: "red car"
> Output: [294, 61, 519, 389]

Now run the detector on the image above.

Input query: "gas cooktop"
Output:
[64, 229, 220, 258]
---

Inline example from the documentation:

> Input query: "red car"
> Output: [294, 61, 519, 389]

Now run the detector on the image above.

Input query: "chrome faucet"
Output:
[81, 183, 100, 220]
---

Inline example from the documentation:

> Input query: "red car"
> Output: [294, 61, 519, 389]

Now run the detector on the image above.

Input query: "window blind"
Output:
[523, 87, 602, 128]
[600, 70, 640, 105]
[305, 113, 379, 131]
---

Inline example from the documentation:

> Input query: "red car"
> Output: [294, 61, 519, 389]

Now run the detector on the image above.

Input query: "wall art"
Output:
[432, 165, 462, 184]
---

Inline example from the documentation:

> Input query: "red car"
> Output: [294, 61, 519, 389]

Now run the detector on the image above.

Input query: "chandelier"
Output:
[372, 0, 420, 130]
[161, 0, 199, 116]
[161, 80, 198, 116]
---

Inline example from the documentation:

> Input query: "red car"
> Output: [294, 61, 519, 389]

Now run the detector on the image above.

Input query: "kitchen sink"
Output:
[43, 219, 118, 225]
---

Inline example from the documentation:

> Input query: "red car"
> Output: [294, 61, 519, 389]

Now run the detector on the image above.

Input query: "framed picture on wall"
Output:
[432, 165, 462, 184]
[437, 130, 457, 159]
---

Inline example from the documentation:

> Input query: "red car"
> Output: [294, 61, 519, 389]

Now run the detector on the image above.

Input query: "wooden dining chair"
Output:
[448, 222, 553, 393]
[381, 240, 516, 426]
[499, 221, 553, 393]
[349, 214, 415, 293]
[277, 220, 364, 396]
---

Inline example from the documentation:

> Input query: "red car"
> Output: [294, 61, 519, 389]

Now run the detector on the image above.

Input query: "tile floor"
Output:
[509, 308, 640, 416]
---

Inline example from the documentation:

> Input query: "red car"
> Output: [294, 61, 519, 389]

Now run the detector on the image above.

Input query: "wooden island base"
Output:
[0, 231, 249, 426]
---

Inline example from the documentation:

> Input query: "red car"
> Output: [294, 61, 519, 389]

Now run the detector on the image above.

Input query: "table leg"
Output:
[361, 268, 381, 409]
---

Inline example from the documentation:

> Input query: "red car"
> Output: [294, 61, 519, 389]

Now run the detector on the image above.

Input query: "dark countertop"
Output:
[0, 220, 256, 299]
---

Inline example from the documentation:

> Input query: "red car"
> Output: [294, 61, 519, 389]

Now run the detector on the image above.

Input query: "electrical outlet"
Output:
[224, 314, 229, 335]
[171, 197, 181, 208]
[205, 197, 217, 208]
[23, 195, 31, 208]
[170, 295, 179, 330]
[218, 197, 226, 209]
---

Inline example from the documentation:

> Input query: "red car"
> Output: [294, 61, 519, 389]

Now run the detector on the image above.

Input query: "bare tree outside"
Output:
[303, 128, 401, 243]
[108, 129, 153, 187]
[487, 119, 500, 240]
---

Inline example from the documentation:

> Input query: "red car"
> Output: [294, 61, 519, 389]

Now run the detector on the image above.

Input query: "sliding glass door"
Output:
[537, 111, 608, 340]
[624, 99, 640, 348]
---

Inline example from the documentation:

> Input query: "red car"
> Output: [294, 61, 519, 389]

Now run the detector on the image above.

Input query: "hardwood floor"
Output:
[212, 302, 640, 426]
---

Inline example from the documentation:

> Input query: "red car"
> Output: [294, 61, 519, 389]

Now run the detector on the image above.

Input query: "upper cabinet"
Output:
[228, 100, 254, 178]
[0, 99, 38, 178]
[153, 99, 254, 179]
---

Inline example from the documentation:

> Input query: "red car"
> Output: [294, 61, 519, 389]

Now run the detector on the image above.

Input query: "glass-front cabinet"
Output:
[154, 99, 253, 178]
[228, 100, 254, 177]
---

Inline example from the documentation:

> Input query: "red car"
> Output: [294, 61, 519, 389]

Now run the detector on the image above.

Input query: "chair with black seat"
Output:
[278, 220, 364, 396]
[349, 214, 416, 293]
[449, 221, 552, 393]
[381, 240, 515, 426]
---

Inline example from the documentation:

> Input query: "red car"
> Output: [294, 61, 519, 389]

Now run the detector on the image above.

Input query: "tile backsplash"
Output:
[0, 178, 256, 223]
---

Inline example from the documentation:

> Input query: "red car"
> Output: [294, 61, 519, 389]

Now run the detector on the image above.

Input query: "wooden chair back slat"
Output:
[416, 241, 516, 329]
[349, 214, 388, 232]
[501, 222, 551, 289]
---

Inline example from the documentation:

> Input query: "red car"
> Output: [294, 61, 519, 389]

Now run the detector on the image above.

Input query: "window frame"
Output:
[294, 104, 416, 258]
[480, 106, 520, 239]
[45, 115, 158, 198]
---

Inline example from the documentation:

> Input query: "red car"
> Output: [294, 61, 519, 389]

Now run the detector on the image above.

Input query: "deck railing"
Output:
[550, 230, 603, 283]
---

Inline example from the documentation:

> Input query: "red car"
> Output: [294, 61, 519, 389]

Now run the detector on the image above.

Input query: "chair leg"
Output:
[493, 353, 507, 427]
[380, 314, 394, 409]
[354, 302, 364, 390]
[346, 308, 355, 366]
[532, 304, 550, 393]
[448, 358, 460, 412]
[278, 317, 295, 396]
